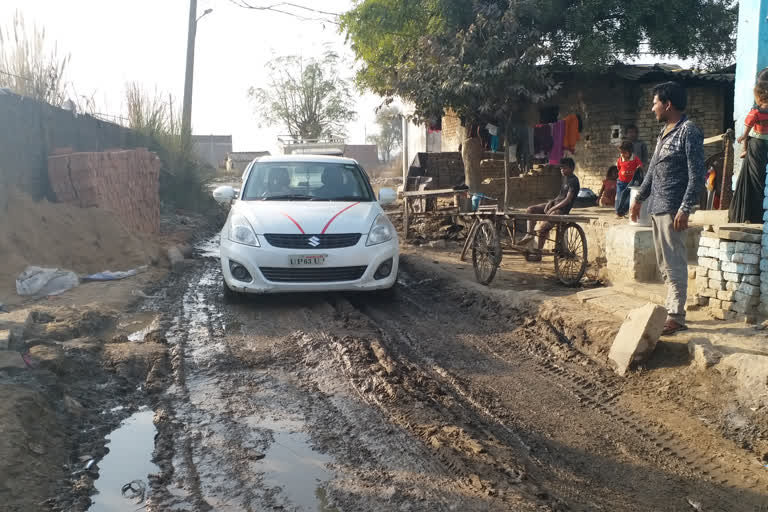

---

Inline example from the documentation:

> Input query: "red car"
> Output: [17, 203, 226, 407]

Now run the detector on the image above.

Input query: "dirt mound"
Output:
[0, 191, 163, 302]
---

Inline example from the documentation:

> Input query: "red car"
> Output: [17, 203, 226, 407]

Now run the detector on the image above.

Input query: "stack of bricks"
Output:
[696, 230, 762, 320]
[48, 148, 161, 234]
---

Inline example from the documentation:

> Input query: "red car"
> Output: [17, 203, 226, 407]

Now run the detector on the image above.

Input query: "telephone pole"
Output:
[181, 2, 212, 147]
[181, 0, 198, 147]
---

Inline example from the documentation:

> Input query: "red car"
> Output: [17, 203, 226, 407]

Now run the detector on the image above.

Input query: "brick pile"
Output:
[48, 148, 161, 234]
[696, 230, 762, 320]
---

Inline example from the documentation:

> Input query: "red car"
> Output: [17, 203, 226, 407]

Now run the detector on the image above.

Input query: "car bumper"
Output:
[220, 235, 399, 293]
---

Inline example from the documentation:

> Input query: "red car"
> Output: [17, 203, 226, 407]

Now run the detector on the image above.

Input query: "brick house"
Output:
[435, 64, 734, 201]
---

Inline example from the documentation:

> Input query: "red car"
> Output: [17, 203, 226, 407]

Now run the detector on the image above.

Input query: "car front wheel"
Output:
[222, 280, 244, 304]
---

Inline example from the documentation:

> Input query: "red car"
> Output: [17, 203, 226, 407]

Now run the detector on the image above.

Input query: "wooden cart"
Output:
[459, 206, 597, 286]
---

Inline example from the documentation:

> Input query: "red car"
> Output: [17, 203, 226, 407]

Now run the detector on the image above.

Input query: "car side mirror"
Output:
[378, 187, 397, 206]
[213, 185, 237, 204]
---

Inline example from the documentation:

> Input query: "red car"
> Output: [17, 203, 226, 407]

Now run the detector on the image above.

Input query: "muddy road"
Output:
[143, 250, 768, 512]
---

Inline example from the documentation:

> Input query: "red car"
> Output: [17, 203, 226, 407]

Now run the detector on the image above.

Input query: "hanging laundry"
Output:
[563, 114, 581, 153]
[549, 120, 566, 165]
[490, 134, 500, 152]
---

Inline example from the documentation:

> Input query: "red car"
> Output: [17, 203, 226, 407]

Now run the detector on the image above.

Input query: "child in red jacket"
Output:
[615, 140, 643, 217]
[737, 82, 768, 159]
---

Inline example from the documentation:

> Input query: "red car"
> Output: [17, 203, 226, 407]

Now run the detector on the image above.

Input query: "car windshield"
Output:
[242, 162, 374, 202]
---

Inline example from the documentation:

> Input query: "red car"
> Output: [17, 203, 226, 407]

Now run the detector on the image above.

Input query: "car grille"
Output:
[264, 233, 362, 249]
[260, 266, 368, 283]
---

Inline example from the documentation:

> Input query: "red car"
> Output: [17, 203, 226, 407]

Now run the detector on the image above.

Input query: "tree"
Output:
[248, 52, 357, 140]
[0, 11, 70, 106]
[368, 106, 402, 162]
[342, 0, 737, 198]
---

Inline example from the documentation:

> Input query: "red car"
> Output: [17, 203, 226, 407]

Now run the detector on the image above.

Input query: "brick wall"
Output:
[410, 152, 465, 188]
[540, 80, 636, 195]
[48, 149, 161, 234]
[0, 91, 149, 200]
[532, 80, 728, 196]
[635, 84, 727, 162]
[477, 165, 562, 206]
[441, 109, 463, 152]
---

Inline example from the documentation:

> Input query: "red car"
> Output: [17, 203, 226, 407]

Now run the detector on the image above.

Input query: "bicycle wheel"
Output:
[554, 222, 588, 286]
[472, 219, 502, 285]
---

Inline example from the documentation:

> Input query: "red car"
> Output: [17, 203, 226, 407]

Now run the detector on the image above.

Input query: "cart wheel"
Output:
[472, 219, 502, 285]
[554, 222, 588, 286]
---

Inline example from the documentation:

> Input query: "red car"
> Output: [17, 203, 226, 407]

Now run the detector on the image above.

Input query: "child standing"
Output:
[615, 140, 643, 216]
[737, 82, 768, 158]
[598, 166, 618, 207]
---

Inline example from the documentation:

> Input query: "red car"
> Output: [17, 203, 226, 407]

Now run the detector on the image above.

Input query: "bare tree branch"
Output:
[227, 0, 340, 24]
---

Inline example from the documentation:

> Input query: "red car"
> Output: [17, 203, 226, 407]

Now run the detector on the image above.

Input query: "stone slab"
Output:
[0, 351, 26, 369]
[710, 308, 737, 320]
[735, 242, 761, 255]
[688, 339, 722, 370]
[722, 261, 759, 275]
[717, 290, 736, 302]
[0, 330, 8, 351]
[608, 303, 667, 377]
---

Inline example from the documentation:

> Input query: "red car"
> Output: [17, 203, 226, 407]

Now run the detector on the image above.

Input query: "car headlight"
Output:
[366, 214, 395, 246]
[228, 213, 260, 247]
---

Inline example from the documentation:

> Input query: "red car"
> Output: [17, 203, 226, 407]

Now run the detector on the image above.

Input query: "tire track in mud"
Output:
[363, 264, 768, 511]
[313, 308, 558, 511]
[147, 256, 768, 511]
[151, 261, 505, 511]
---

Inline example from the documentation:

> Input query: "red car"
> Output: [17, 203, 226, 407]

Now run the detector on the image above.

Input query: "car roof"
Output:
[253, 155, 359, 165]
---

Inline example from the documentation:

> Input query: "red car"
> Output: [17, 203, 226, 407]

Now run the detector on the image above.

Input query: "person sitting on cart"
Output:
[519, 157, 580, 250]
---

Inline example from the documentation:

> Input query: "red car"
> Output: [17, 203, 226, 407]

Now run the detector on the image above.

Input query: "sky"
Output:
[2, 0, 382, 154]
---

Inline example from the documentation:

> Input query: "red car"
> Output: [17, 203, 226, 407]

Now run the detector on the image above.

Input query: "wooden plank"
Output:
[402, 188, 462, 197]
[717, 230, 762, 243]
[716, 223, 763, 234]
[703, 133, 725, 145]
[402, 196, 410, 239]
[690, 209, 728, 227]
[501, 212, 599, 222]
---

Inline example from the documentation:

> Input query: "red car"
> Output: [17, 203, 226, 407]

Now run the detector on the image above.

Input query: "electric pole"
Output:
[181, 0, 198, 147]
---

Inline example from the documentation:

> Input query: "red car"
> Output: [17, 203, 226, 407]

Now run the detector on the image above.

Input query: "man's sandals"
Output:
[662, 319, 688, 336]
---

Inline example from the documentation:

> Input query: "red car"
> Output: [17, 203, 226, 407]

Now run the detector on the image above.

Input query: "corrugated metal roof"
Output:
[613, 64, 734, 83]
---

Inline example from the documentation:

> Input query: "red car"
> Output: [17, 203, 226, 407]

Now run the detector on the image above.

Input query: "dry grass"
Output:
[0, 11, 69, 106]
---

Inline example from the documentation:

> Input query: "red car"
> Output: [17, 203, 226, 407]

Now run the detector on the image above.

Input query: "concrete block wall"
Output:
[696, 231, 762, 319]
[48, 148, 161, 234]
[762, 185, 768, 315]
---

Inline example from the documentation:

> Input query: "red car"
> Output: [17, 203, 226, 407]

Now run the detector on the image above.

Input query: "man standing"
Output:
[630, 82, 705, 335]
[520, 157, 580, 250]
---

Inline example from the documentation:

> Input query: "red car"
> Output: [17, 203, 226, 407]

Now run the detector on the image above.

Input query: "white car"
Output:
[213, 155, 399, 297]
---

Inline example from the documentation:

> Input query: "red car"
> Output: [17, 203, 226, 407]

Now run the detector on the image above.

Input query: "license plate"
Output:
[289, 255, 326, 266]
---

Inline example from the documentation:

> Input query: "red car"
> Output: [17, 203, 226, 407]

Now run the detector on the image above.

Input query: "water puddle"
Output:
[256, 417, 338, 511]
[112, 312, 160, 342]
[196, 235, 221, 259]
[89, 408, 158, 511]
